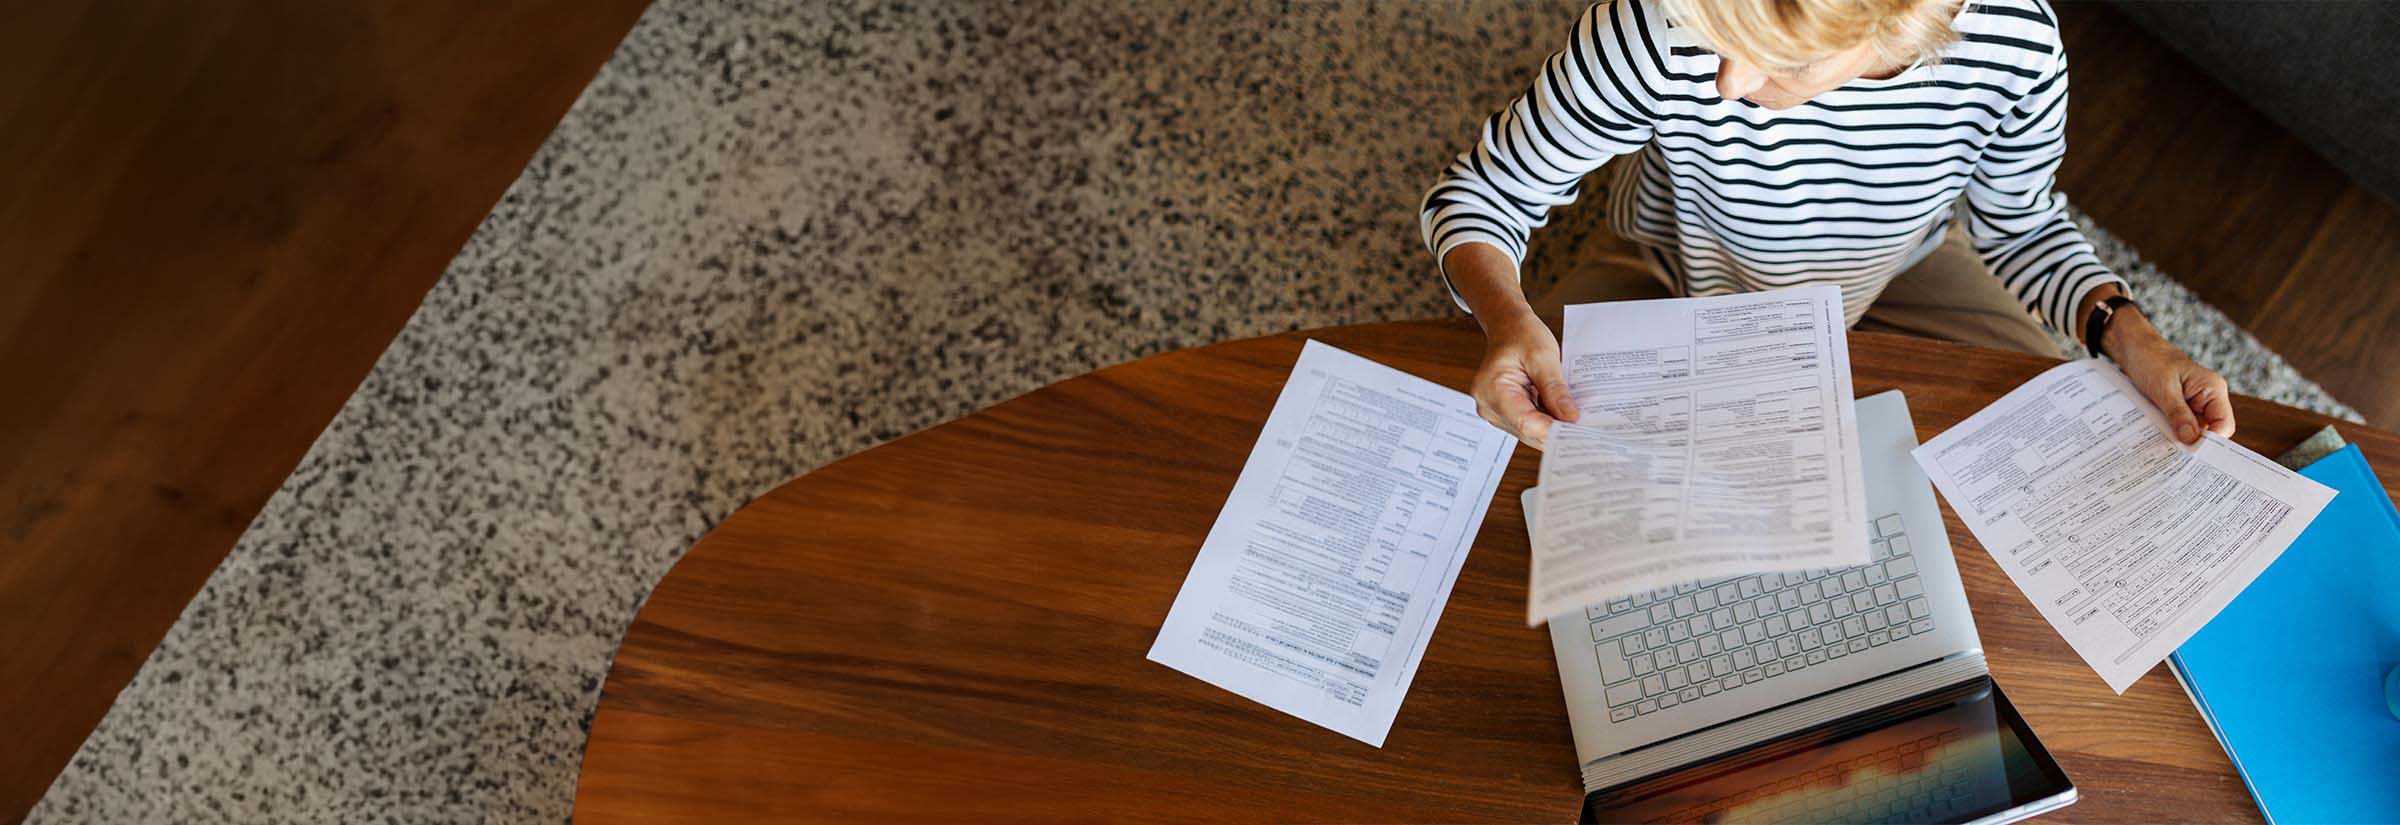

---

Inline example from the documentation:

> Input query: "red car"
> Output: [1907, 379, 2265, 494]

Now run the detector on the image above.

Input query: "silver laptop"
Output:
[1526, 390, 2076, 824]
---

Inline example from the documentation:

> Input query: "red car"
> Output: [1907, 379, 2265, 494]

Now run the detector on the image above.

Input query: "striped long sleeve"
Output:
[1416, 0, 2121, 333]
[1964, 52, 2125, 335]
[1419, 1, 1657, 306]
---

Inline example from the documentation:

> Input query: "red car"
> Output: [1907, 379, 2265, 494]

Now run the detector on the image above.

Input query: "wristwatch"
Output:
[2084, 295, 2140, 359]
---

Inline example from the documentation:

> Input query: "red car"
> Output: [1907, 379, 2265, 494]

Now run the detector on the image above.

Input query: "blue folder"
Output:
[2169, 444, 2400, 824]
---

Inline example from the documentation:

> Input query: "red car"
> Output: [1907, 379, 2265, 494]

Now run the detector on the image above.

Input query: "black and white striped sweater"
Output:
[1421, 0, 2122, 333]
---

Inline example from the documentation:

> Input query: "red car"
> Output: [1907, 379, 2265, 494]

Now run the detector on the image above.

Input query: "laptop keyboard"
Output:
[1587, 512, 1937, 723]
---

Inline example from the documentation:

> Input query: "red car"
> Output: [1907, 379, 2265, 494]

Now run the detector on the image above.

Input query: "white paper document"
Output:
[1529, 286, 1872, 625]
[1148, 340, 1516, 746]
[1912, 360, 2334, 693]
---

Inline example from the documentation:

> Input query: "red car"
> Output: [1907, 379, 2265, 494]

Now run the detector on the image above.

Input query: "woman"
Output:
[1421, 0, 2233, 449]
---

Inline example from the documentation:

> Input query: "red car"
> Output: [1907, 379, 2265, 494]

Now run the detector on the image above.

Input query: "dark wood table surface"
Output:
[574, 319, 2400, 823]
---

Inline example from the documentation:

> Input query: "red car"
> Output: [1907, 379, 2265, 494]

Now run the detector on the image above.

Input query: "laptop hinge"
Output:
[1580, 651, 1988, 793]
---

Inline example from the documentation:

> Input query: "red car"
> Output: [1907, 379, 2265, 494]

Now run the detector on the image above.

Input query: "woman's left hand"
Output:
[2103, 310, 2234, 444]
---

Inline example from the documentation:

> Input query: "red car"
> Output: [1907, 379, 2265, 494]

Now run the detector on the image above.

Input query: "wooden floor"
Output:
[0, 1, 649, 821]
[2053, 3, 2400, 427]
[1, 1, 2396, 822]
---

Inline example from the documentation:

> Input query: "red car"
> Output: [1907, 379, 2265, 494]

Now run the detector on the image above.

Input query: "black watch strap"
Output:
[2084, 295, 2140, 358]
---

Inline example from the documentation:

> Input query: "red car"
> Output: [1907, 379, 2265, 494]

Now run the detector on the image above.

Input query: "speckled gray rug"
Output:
[28, 0, 2361, 822]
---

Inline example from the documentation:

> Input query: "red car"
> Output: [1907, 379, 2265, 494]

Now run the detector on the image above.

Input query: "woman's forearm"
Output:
[1444, 243, 1542, 335]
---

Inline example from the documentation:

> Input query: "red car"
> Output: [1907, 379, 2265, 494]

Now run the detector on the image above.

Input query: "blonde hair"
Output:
[1660, 0, 1961, 76]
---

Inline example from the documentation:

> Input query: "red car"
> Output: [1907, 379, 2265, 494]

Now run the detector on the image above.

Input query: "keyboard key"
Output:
[1875, 514, 1903, 537]
[1732, 602, 1757, 623]
[1786, 655, 1808, 671]
[1655, 647, 1678, 668]
[1677, 583, 1697, 595]
[1666, 669, 1688, 690]
[1633, 654, 1656, 676]
[1673, 596, 1697, 617]
[1777, 637, 1801, 658]
[1695, 590, 1717, 611]
[1888, 534, 1912, 557]
[1827, 643, 1848, 659]
[1645, 628, 1669, 650]
[1843, 616, 1868, 638]
[1744, 671, 1763, 684]
[1871, 539, 1892, 561]
[1711, 608, 1735, 630]
[1598, 648, 1633, 684]
[1720, 675, 1741, 691]
[1766, 614, 1788, 636]
[1701, 681, 1721, 697]
[1688, 616, 1711, 636]
[1607, 598, 1632, 614]
[1651, 604, 1674, 624]
[1865, 611, 1887, 630]
[1822, 622, 1844, 642]
[1660, 693, 1679, 709]
[1588, 605, 1606, 621]
[1807, 650, 1827, 665]
[1717, 629, 1742, 651]
[1686, 664, 1709, 684]
[1611, 706, 1635, 722]
[1715, 583, 1741, 605]
[1864, 565, 1888, 585]
[1841, 570, 1867, 591]
[1875, 584, 1900, 605]
[1819, 580, 1843, 601]
[1808, 603, 1833, 625]
[1912, 619, 1935, 634]
[1677, 641, 1700, 662]
[1870, 630, 1891, 646]
[1799, 585, 1821, 605]
[1668, 624, 1690, 643]
[1632, 592, 1653, 607]
[1643, 674, 1668, 696]
[1624, 636, 1646, 655]
[1897, 577, 1924, 598]
[1739, 578, 1763, 599]
[1743, 622, 1766, 645]
[1709, 655, 1732, 678]
[1591, 610, 1649, 643]
[1699, 636, 1722, 657]
[1908, 597, 1931, 619]
[1831, 598, 1855, 618]
[1679, 687, 1701, 703]
[1607, 681, 1642, 707]
[1885, 557, 1918, 579]
[1637, 699, 1658, 715]
[1764, 661, 1786, 678]
[1732, 648, 1756, 670]
[1784, 609, 1809, 631]
[1776, 590, 1801, 611]
[1890, 623, 1911, 640]
[1800, 629, 1822, 650]
[1751, 596, 1777, 617]
[1885, 605, 1909, 626]
[1849, 638, 1870, 653]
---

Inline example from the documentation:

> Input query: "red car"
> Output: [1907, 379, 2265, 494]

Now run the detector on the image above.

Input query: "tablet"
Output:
[1582, 677, 2076, 824]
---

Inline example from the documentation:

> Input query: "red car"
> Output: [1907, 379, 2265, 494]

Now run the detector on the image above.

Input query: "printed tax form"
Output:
[1913, 360, 2334, 693]
[1529, 286, 1872, 625]
[1148, 340, 1516, 746]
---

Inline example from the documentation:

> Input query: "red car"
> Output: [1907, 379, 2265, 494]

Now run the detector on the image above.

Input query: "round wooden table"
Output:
[573, 319, 2399, 823]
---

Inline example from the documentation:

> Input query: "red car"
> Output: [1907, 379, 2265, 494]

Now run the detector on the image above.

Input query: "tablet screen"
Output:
[1583, 677, 2075, 824]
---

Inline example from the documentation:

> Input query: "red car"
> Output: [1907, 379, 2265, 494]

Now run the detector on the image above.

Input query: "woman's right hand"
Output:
[1473, 312, 1580, 449]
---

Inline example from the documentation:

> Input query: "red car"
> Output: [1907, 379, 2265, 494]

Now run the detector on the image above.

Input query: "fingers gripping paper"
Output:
[1911, 360, 2334, 693]
[1529, 287, 1873, 626]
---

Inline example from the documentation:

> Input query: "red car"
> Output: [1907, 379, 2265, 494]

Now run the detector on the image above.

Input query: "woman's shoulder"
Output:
[1945, 0, 2068, 77]
[1568, 0, 1716, 88]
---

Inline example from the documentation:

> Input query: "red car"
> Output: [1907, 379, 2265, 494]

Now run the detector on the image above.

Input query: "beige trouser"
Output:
[1527, 229, 2062, 358]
